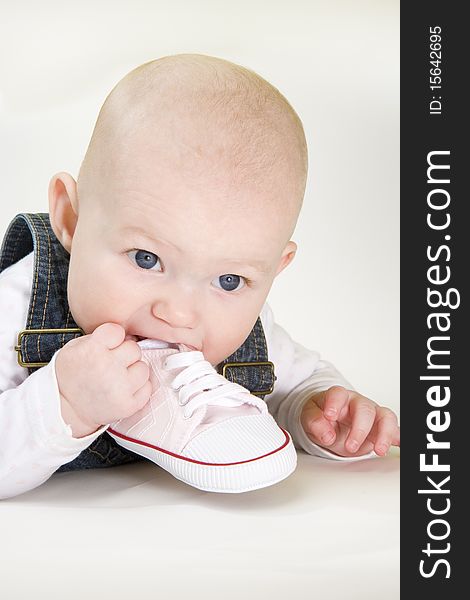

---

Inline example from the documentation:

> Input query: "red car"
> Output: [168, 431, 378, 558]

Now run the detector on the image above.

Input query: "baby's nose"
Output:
[151, 296, 198, 329]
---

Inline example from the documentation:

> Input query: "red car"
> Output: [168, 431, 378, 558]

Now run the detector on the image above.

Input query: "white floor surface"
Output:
[1, 449, 400, 600]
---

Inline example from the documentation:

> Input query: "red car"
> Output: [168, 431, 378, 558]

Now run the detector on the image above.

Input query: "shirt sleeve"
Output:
[0, 253, 108, 500]
[260, 302, 377, 462]
[0, 351, 109, 500]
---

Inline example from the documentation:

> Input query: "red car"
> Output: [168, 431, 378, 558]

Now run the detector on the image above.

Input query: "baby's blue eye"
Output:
[128, 251, 245, 291]
[129, 249, 162, 271]
[213, 274, 245, 292]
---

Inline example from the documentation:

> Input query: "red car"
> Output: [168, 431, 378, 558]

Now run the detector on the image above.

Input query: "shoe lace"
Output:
[163, 351, 268, 419]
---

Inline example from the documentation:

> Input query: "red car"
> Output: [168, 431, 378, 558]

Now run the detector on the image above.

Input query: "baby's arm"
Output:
[0, 251, 156, 500]
[0, 355, 109, 499]
[0, 258, 108, 499]
[261, 303, 398, 460]
[1, 321, 153, 500]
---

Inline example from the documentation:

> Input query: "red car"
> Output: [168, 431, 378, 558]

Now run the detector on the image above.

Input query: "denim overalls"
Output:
[0, 213, 276, 472]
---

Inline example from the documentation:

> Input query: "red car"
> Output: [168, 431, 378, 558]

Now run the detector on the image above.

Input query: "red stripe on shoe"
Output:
[107, 427, 291, 466]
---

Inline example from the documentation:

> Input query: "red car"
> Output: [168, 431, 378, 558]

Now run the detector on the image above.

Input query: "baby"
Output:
[0, 54, 399, 499]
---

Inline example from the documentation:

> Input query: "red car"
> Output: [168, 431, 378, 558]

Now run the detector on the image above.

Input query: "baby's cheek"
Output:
[204, 325, 253, 367]
[70, 279, 126, 333]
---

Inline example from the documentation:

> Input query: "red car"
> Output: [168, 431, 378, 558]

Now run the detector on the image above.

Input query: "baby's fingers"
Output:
[373, 409, 400, 456]
[322, 386, 350, 422]
[301, 399, 337, 447]
[346, 397, 378, 454]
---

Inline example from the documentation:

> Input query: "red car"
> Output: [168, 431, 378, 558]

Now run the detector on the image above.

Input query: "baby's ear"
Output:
[275, 241, 297, 276]
[48, 172, 79, 253]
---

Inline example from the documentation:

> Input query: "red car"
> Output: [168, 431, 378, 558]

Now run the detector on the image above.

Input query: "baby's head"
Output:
[49, 54, 308, 366]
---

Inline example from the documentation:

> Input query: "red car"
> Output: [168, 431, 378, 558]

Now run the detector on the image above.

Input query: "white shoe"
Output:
[108, 340, 297, 493]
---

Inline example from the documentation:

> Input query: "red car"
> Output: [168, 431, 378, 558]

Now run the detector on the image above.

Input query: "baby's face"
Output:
[63, 160, 296, 367]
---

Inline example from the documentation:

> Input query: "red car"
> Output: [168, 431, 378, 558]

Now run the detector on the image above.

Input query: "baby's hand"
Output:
[55, 323, 152, 438]
[300, 386, 400, 457]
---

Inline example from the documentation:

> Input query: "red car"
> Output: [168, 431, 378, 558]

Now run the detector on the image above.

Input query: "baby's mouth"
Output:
[125, 334, 145, 342]
[125, 333, 199, 351]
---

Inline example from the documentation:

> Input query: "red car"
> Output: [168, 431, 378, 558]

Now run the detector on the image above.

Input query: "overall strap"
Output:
[0, 213, 83, 376]
[217, 318, 276, 400]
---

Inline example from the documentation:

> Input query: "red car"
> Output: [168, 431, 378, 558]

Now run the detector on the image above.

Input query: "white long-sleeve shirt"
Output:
[0, 251, 374, 499]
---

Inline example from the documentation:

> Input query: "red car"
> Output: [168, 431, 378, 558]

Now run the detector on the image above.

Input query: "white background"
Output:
[0, 0, 399, 417]
[0, 2, 399, 598]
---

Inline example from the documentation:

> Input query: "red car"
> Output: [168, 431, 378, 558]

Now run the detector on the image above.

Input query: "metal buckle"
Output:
[15, 327, 84, 368]
[221, 360, 275, 396]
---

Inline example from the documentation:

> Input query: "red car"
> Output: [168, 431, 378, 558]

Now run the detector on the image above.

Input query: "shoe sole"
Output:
[107, 427, 297, 493]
